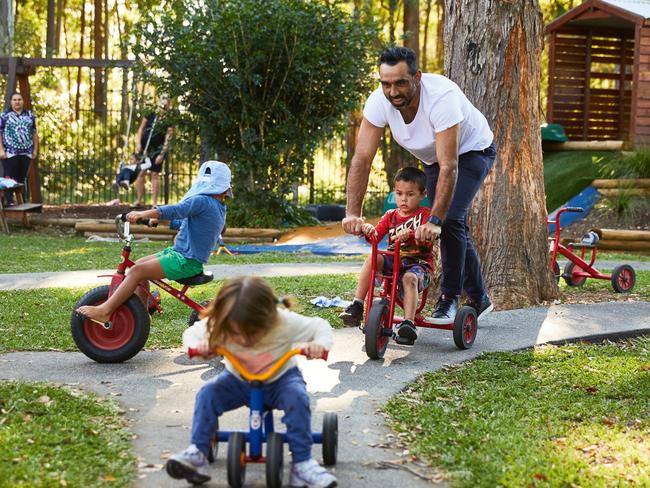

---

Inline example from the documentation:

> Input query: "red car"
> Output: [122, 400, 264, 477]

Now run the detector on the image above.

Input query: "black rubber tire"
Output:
[563, 262, 587, 287]
[611, 264, 636, 293]
[227, 432, 246, 488]
[322, 413, 338, 466]
[207, 418, 219, 463]
[187, 300, 212, 327]
[71, 285, 150, 363]
[265, 432, 284, 488]
[364, 300, 390, 360]
[552, 260, 561, 284]
[453, 306, 478, 350]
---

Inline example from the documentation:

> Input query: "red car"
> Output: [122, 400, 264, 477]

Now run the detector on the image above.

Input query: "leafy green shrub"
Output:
[596, 146, 650, 179]
[135, 0, 377, 227]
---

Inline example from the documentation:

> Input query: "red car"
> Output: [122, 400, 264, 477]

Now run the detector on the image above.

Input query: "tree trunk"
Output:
[0, 0, 13, 56]
[93, 0, 104, 118]
[75, 1, 85, 120]
[46, 0, 55, 57]
[444, 0, 557, 309]
[403, 0, 419, 62]
[421, 0, 432, 71]
[433, 0, 444, 72]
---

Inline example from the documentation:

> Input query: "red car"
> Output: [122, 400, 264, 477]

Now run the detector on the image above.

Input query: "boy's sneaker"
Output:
[464, 295, 494, 321]
[395, 319, 417, 345]
[165, 444, 211, 485]
[429, 294, 459, 325]
[290, 458, 337, 487]
[339, 300, 363, 327]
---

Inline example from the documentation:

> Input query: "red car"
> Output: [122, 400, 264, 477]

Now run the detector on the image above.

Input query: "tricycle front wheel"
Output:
[611, 264, 636, 293]
[265, 432, 284, 488]
[453, 306, 477, 350]
[71, 285, 150, 363]
[364, 299, 390, 360]
[227, 432, 246, 488]
[322, 412, 338, 466]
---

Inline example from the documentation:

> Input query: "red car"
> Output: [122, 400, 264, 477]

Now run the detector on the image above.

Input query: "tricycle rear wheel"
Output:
[563, 262, 587, 287]
[322, 413, 338, 466]
[227, 432, 246, 488]
[453, 306, 477, 350]
[71, 285, 150, 363]
[265, 432, 284, 488]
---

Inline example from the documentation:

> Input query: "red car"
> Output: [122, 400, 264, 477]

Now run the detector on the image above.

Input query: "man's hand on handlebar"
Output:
[342, 215, 366, 235]
[302, 342, 327, 360]
[396, 228, 413, 243]
[415, 222, 441, 243]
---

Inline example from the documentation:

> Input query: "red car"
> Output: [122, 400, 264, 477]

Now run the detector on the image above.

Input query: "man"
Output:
[0, 92, 38, 205]
[134, 94, 174, 206]
[342, 46, 496, 343]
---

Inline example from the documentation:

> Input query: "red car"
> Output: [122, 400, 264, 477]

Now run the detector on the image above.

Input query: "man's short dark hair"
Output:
[395, 166, 426, 192]
[379, 47, 418, 75]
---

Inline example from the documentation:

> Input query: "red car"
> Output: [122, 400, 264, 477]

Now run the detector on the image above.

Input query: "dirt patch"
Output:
[562, 201, 650, 240]
[42, 203, 135, 220]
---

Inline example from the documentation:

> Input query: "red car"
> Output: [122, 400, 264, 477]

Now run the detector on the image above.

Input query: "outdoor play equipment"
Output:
[182, 346, 337, 488]
[363, 236, 478, 359]
[70, 214, 212, 363]
[548, 207, 636, 293]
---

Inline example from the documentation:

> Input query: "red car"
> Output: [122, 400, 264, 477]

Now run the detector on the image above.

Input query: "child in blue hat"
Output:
[77, 161, 232, 325]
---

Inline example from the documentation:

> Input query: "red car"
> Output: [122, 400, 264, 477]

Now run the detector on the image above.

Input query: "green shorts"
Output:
[155, 247, 203, 281]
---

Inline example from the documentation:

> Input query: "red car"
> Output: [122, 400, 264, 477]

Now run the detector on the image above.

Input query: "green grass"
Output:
[386, 337, 650, 487]
[543, 150, 619, 211]
[0, 230, 364, 273]
[0, 274, 360, 352]
[0, 381, 135, 487]
[593, 251, 650, 262]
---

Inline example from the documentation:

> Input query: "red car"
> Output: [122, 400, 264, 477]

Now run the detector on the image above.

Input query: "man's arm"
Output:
[415, 124, 460, 242]
[430, 124, 459, 220]
[342, 117, 384, 234]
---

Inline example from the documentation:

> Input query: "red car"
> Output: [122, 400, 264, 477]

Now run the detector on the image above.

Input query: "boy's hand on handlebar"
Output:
[415, 222, 441, 243]
[342, 215, 365, 235]
[396, 228, 412, 242]
[302, 342, 326, 360]
[126, 211, 145, 223]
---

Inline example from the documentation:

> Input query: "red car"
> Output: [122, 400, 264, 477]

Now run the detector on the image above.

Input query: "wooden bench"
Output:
[0, 183, 43, 233]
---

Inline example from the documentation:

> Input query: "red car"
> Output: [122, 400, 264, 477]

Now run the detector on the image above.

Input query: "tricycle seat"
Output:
[568, 242, 596, 249]
[175, 271, 214, 286]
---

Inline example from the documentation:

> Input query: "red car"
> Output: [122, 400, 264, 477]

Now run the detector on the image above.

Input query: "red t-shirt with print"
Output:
[372, 207, 433, 264]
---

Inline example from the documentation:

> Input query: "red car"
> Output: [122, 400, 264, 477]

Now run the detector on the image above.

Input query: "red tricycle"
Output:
[548, 206, 636, 292]
[71, 215, 213, 363]
[362, 237, 478, 359]
[181, 346, 337, 487]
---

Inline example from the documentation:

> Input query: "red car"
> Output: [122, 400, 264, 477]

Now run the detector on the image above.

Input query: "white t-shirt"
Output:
[363, 73, 493, 164]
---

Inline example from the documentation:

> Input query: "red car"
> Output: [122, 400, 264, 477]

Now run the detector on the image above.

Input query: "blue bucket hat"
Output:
[182, 160, 232, 201]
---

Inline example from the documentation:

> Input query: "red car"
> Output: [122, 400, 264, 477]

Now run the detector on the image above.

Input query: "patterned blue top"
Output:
[0, 109, 37, 157]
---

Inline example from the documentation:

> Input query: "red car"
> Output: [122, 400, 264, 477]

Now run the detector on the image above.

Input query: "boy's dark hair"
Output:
[379, 47, 418, 75]
[395, 166, 426, 192]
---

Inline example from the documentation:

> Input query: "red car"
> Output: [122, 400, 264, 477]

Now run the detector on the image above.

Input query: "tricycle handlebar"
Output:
[187, 346, 329, 382]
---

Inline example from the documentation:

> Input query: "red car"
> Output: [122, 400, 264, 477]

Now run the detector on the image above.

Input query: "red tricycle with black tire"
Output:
[548, 206, 636, 292]
[70, 215, 213, 363]
[362, 236, 479, 359]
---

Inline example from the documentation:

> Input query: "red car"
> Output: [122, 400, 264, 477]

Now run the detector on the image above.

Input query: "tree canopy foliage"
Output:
[134, 0, 377, 226]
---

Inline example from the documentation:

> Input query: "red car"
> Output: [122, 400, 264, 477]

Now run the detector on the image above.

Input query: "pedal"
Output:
[394, 335, 415, 346]
[381, 328, 394, 337]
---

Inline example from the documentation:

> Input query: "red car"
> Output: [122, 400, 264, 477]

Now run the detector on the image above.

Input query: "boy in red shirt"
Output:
[340, 167, 432, 345]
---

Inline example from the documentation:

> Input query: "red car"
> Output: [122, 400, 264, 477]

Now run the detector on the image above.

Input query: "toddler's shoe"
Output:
[339, 300, 363, 328]
[165, 444, 211, 485]
[290, 458, 337, 487]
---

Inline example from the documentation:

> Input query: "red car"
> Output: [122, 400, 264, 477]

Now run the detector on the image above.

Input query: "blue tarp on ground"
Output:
[547, 185, 600, 233]
[228, 233, 388, 255]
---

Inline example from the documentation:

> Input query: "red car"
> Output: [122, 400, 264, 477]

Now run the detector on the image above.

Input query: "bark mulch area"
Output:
[42, 203, 139, 220]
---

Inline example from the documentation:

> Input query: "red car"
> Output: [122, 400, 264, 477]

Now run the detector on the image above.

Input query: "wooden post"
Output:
[4, 56, 16, 110]
[16, 73, 42, 203]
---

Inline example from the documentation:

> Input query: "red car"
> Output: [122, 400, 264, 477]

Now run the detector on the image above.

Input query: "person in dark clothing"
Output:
[342, 47, 496, 328]
[0, 92, 39, 205]
[134, 94, 174, 206]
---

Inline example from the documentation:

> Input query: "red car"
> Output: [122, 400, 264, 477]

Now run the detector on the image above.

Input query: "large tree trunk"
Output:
[403, 0, 419, 61]
[444, 0, 557, 309]
[93, 0, 105, 118]
[0, 0, 13, 56]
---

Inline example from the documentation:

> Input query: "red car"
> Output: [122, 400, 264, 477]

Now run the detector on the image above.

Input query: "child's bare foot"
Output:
[76, 305, 112, 324]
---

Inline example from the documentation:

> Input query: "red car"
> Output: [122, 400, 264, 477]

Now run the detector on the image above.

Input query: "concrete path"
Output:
[1, 260, 649, 291]
[1, 301, 649, 487]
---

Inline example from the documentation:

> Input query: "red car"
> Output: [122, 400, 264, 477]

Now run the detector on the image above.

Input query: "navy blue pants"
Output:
[190, 367, 313, 463]
[423, 143, 496, 300]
